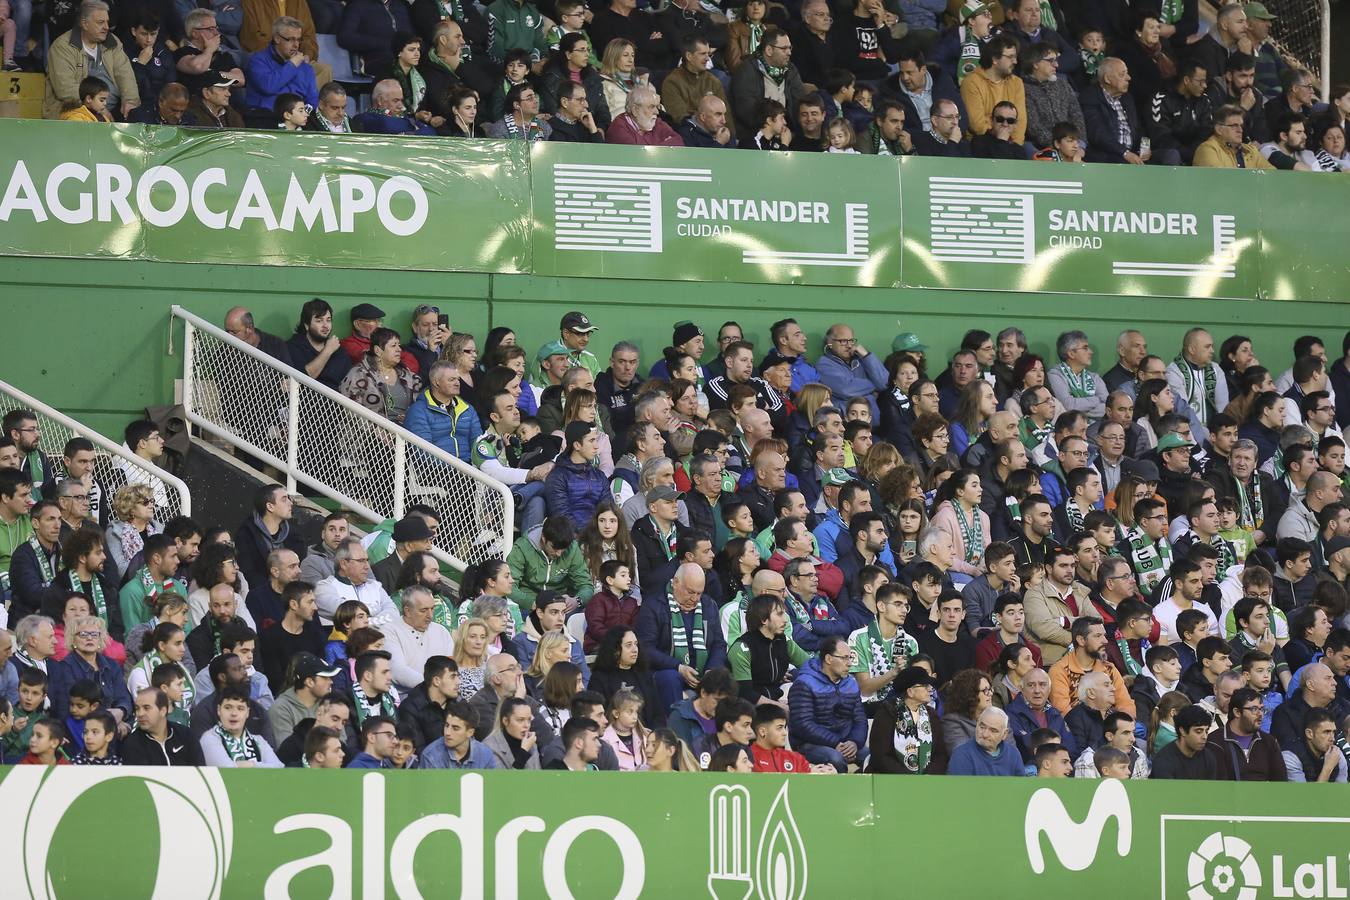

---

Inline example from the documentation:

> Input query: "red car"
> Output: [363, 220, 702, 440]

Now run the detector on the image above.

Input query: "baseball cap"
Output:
[960, 0, 992, 21]
[207, 69, 241, 89]
[1156, 432, 1195, 454]
[561, 311, 597, 333]
[760, 349, 794, 372]
[892, 332, 928, 353]
[392, 516, 433, 543]
[1324, 535, 1350, 559]
[536, 340, 570, 363]
[293, 652, 342, 681]
[1244, 2, 1276, 19]
[351, 302, 385, 322]
[646, 484, 683, 503]
[822, 468, 855, 487]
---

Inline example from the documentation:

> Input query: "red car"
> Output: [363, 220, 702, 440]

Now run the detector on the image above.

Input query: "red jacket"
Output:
[583, 588, 640, 654]
[340, 333, 422, 373]
[973, 631, 1043, 673]
[766, 551, 845, 601]
[606, 114, 685, 147]
[750, 743, 811, 773]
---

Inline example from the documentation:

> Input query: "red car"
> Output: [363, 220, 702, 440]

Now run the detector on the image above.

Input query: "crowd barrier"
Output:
[0, 766, 1343, 898]
[2, 119, 1347, 302]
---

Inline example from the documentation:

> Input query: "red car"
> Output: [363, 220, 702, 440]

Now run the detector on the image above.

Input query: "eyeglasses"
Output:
[194, 25, 220, 33]
[1239, 705, 1264, 714]
[979, 686, 993, 695]
[832, 338, 858, 346]
[827, 653, 851, 662]
[372, 730, 397, 738]
[76, 630, 104, 639]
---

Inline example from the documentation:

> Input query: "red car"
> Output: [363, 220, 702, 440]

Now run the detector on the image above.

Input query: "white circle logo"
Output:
[1187, 831, 1262, 900]
[0, 767, 233, 899]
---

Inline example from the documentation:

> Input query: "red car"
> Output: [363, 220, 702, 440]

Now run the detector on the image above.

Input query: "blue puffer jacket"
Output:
[543, 454, 609, 530]
[787, 657, 866, 749]
[405, 389, 481, 462]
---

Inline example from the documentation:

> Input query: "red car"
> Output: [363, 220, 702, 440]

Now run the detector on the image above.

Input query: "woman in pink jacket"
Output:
[927, 469, 992, 578]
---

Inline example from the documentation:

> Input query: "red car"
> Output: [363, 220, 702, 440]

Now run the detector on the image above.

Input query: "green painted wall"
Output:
[3, 257, 1345, 440]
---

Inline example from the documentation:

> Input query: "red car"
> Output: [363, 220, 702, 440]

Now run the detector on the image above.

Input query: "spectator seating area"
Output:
[0, 291, 1347, 779]
[14, 0, 1350, 169]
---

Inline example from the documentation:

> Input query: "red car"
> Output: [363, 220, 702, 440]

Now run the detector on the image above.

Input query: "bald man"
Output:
[635, 561, 729, 713]
[1082, 57, 1149, 165]
[353, 79, 436, 135]
[223, 307, 294, 366]
[738, 448, 787, 532]
[678, 94, 735, 148]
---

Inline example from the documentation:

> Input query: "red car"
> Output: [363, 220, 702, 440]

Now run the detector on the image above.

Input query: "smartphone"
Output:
[903, 540, 917, 556]
[437, 314, 449, 328]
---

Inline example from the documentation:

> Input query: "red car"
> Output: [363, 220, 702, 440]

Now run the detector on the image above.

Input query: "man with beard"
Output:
[287, 297, 353, 390]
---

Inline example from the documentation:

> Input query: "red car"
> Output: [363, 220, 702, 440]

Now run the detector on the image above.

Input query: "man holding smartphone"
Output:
[407, 305, 454, 377]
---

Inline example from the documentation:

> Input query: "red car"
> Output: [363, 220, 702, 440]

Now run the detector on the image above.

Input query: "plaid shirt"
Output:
[1104, 92, 1132, 150]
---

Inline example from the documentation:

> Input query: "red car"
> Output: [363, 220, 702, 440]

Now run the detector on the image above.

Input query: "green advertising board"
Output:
[897, 156, 1264, 300]
[528, 142, 903, 288]
[0, 120, 532, 272]
[3, 766, 1347, 898]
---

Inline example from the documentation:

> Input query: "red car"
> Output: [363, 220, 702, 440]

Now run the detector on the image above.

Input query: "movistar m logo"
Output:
[1024, 779, 1132, 875]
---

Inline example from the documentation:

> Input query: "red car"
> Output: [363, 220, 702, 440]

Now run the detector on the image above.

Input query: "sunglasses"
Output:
[994, 115, 1018, 125]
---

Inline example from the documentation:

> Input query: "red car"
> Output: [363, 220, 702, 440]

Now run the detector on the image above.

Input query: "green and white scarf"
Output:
[1114, 636, 1143, 678]
[747, 22, 764, 55]
[1064, 500, 1087, 534]
[864, 620, 914, 702]
[649, 516, 677, 561]
[25, 450, 46, 498]
[892, 701, 933, 773]
[27, 535, 55, 584]
[1124, 526, 1172, 592]
[1212, 534, 1238, 575]
[1056, 362, 1097, 399]
[952, 502, 983, 564]
[351, 685, 399, 725]
[668, 587, 707, 669]
[1159, 0, 1183, 25]
[1233, 475, 1265, 531]
[1037, 0, 1058, 30]
[70, 569, 106, 621]
[138, 650, 194, 711]
[758, 58, 787, 85]
[1018, 415, 1052, 451]
[1175, 356, 1218, 424]
[214, 724, 261, 763]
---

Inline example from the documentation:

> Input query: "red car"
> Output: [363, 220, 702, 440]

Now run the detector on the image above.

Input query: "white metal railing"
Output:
[0, 380, 191, 522]
[169, 305, 512, 570]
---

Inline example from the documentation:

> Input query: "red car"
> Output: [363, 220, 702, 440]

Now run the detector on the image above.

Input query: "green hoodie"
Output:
[505, 526, 594, 611]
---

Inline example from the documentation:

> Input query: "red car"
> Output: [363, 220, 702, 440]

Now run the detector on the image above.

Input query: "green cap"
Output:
[535, 340, 570, 363]
[1156, 432, 1195, 453]
[822, 468, 856, 487]
[1243, 2, 1275, 20]
[961, 0, 993, 21]
[892, 332, 928, 353]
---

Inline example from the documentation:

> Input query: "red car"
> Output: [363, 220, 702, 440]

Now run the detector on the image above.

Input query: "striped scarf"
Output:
[667, 587, 706, 669]
[214, 724, 262, 763]
[70, 570, 107, 621]
[1124, 526, 1172, 592]
[137, 650, 194, 711]
[1175, 356, 1218, 424]
[1056, 363, 1097, 399]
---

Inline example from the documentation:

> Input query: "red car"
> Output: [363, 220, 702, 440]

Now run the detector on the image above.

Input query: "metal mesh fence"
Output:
[178, 315, 511, 570]
[1259, 0, 1326, 88]
[0, 384, 190, 524]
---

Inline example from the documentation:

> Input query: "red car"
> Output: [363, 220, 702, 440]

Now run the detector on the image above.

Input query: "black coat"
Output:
[1081, 83, 1141, 162]
[399, 682, 450, 751]
[120, 721, 206, 766]
[232, 516, 307, 596]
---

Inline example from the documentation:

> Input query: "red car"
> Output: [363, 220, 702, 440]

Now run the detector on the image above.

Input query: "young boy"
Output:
[973, 592, 1042, 672]
[1216, 498, 1257, 560]
[390, 722, 419, 769]
[3, 668, 47, 763]
[1110, 598, 1155, 681]
[1130, 643, 1181, 733]
[692, 697, 755, 768]
[60, 77, 114, 122]
[73, 710, 122, 764]
[152, 663, 190, 727]
[748, 705, 831, 774]
[64, 679, 105, 755]
[1076, 27, 1105, 88]
[1228, 597, 1292, 693]
[904, 561, 944, 636]
[545, 0, 598, 66]
[720, 500, 756, 544]
[1172, 609, 1210, 672]
[21, 718, 70, 765]
[1239, 650, 1284, 732]
[1093, 745, 1132, 779]
[490, 49, 533, 120]
[1084, 510, 1122, 557]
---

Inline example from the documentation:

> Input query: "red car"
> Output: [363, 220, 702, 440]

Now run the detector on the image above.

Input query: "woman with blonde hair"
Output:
[786, 383, 833, 448]
[105, 483, 162, 585]
[1108, 473, 1152, 521]
[644, 727, 700, 772]
[555, 388, 614, 475]
[452, 617, 491, 699]
[599, 38, 648, 122]
[524, 633, 573, 693]
[439, 331, 479, 401]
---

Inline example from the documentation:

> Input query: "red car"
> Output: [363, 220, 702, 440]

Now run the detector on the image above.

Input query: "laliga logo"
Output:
[1188, 832, 1262, 900]
[0, 766, 233, 900]
[1024, 779, 1132, 875]
[708, 783, 808, 900]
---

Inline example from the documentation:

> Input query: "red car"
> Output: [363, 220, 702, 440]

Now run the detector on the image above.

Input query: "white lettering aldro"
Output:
[0, 160, 429, 236]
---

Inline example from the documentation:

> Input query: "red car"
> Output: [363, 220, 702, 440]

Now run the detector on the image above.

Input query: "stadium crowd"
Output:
[0, 300, 1348, 780]
[20, 0, 1350, 169]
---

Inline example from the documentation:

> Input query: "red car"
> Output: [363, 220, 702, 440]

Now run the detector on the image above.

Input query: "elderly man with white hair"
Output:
[606, 83, 684, 146]
[947, 706, 1023, 775]
[353, 78, 436, 134]
[44, 0, 141, 119]
[634, 562, 728, 712]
